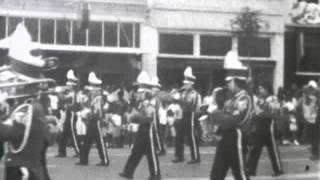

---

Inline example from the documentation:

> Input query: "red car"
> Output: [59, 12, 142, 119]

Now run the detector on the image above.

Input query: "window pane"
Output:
[0, 16, 6, 39]
[40, 19, 54, 44]
[159, 34, 193, 54]
[238, 37, 271, 57]
[57, 20, 71, 45]
[200, 35, 231, 56]
[89, 21, 102, 46]
[104, 22, 117, 47]
[135, 23, 140, 48]
[8, 17, 23, 35]
[73, 22, 86, 45]
[120, 23, 133, 47]
[25, 18, 39, 42]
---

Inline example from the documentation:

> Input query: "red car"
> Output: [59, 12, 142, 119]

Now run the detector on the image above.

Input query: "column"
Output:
[140, 24, 159, 77]
[273, 34, 284, 90]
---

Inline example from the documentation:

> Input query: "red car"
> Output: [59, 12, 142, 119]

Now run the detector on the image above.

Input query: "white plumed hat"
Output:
[88, 72, 102, 85]
[183, 66, 196, 84]
[224, 50, 248, 81]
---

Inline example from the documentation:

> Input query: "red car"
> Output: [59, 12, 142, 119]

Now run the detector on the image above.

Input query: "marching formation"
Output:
[0, 23, 318, 180]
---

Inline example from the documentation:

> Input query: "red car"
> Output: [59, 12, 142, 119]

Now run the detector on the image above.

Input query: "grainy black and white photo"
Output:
[0, 0, 319, 180]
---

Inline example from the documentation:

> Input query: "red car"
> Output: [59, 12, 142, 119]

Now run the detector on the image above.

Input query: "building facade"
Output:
[0, 0, 288, 93]
[285, 0, 320, 87]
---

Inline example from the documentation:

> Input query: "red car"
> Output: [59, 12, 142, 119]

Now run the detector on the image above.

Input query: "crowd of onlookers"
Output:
[45, 80, 320, 149]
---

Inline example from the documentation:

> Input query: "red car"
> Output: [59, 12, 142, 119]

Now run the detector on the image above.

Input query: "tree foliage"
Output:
[231, 7, 269, 37]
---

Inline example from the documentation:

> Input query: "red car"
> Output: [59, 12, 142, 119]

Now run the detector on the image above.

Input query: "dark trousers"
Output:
[5, 166, 38, 180]
[80, 121, 109, 165]
[310, 120, 320, 157]
[158, 124, 166, 152]
[174, 112, 200, 161]
[247, 119, 283, 174]
[0, 141, 3, 161]
[123, 124, 160, 177]
[210, 129, 249, 180]
[154, 117, 165, 153]
[57, 110, 80, 156]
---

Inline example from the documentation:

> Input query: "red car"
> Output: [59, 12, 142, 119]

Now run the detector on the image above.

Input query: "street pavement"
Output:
[0, 145, 319, 180]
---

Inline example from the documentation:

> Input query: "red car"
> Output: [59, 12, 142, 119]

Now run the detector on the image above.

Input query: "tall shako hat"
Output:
[0, 23, 58, 99]
[224, 49, 248, 81]
[150, 76, 161, 88]
[86, 72, 102, 90]
[136, 71, 153, 92]
[66, 69, 79, 86]
[183, 66, 196, 84]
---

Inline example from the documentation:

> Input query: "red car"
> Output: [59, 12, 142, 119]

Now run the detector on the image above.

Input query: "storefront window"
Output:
[200, 35, 231, 56]
[120, 23, 133, 47]
[104, 22, 117, 47]
[25, 18, 39, 42]
[56, 20, 71, 45]
[238, 36, 271, 57]
[135, 23, 140, 48]
[0, 16, 6, 39]
[73, 22, 86, 45]
[159, 33, 193, 55]
[0, 15, 141, 51]
[40, 19, 54, 44]
[8, 17, 22, 35]
[89, 21, 102, 46]
[299, 32, 320, 72]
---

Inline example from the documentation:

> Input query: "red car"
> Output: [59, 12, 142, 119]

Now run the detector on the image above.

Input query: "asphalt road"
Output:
[0, 145, 319, 180]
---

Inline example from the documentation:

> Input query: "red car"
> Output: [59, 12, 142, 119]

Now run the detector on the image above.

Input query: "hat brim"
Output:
[137, 87, 153, 93]
[66, 81, 78, 86]
[183, 80, 195, 84]
[225, 76, 247, 81]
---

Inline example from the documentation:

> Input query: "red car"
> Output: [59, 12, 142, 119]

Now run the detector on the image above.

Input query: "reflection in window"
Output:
[200, 35, 231, 56]
[40, 19, 54, 44]
[25, 18, 39, 42]
[120, 23, 133, 47]
[57, 20, 71, 45]
[159, 33, 193, 54]
[0, 16, 6, 39]
[8, 17, 22, 35]
[0, 16, 141, 49]
[104, 22, 117, 47]
[73, 22, 86, 45]
[238, 37, 271, 57]
[135, 23, 140, 48]
[89, 21, 102, 46]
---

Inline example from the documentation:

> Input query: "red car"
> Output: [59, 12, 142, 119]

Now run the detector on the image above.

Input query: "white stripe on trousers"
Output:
[149, 123, 159, 175]
[236, 129, 247, 180]
[153, 113, 162, 151]
[97, 121, 108, 164]
[270, 120, 282, 171]
[70, 112, 79, 153]
[191, 113, 198, 160]
[20, 167, 29, 180]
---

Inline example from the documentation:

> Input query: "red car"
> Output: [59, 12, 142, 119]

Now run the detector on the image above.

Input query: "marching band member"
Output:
[151, 76, 166, 156]
[167, 90, 183, 144]
[0, 91, 9, 161]
[56, 69, 81, 158]
[77, 72, 109, 166]
[209, 52, 252, 180]
[119, 71, 161, 180]
[172, 66, 201, 164]
[247, 82, 284, 177]
[0, 23, 58, 180]
[301, 80, 320, 160]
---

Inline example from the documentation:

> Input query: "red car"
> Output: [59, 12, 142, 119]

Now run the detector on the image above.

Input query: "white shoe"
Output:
[282, 140, 291, 146]
[293, 140, 300, 146]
